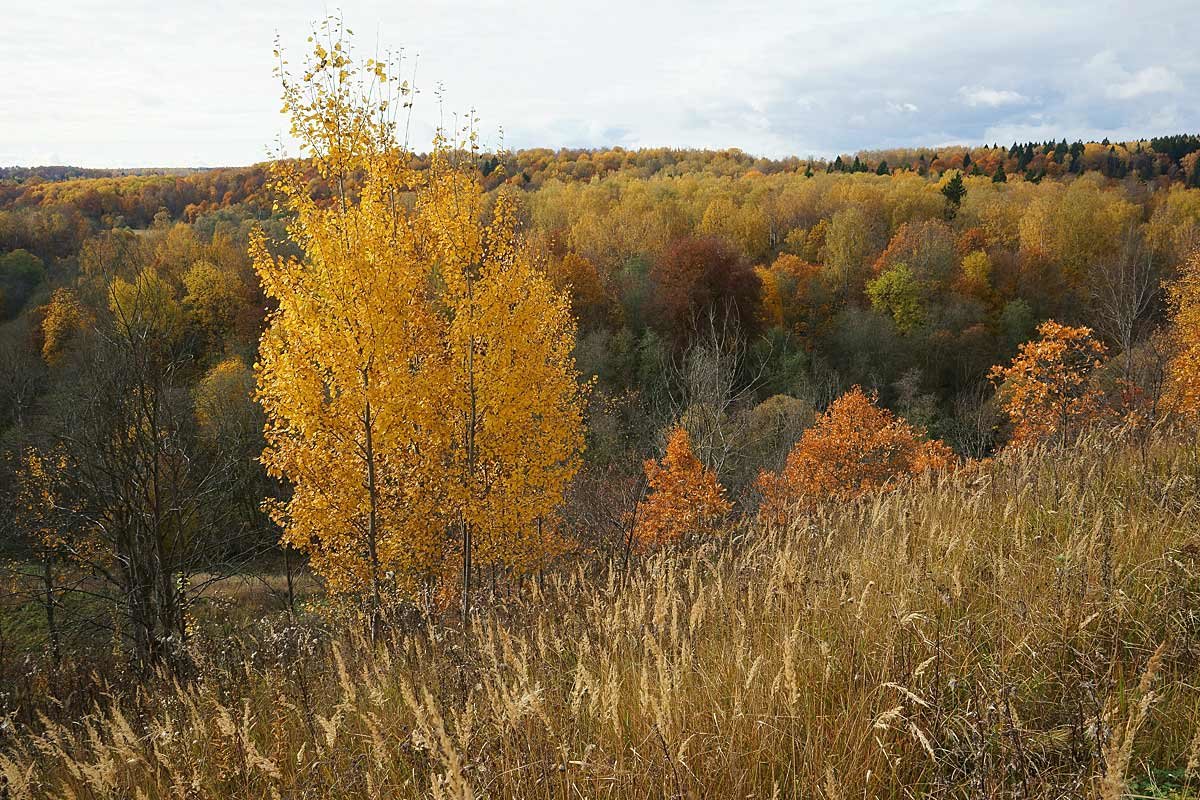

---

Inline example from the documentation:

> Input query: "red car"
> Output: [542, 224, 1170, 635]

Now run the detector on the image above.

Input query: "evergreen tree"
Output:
[941, 171, 967, 219]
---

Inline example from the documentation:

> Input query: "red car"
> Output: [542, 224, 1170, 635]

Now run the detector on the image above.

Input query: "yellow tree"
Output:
[421, 160, 586, 615]
[107, 267, 185, 345]
[40, 287, 91, 365]
[634, 426, 731, 552]
[1166, 249, 1200, 416]
[253, 21, 446, 605]
[183, 260, 245, 338]
[14, 448, 70, 663]
[989, 320, 1107, 446]
[255, 21, 586, 619]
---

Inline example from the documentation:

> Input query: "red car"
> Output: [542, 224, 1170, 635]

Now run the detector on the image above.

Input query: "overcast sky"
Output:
[2, 0, 1197, 167]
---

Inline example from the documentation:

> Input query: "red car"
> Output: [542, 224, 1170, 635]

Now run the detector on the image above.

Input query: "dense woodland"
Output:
[5, 113, 1200, 644]
[3, 23, 1200, 798]
[4, 136, 1199, 500]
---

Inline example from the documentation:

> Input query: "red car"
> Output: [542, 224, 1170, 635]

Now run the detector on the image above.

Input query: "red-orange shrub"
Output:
[757, 387, 954, 523]
[634, 426, 732, 551]
[989, 320, 1107, 446]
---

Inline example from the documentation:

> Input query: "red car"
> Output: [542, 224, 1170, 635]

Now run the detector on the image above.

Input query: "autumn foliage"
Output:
[39, 287, 91, 365]
[989, 320, 1107, 446]
[252, 24, 584, 603]
[755, 253, 828, 338]
[633, 426, 731, 551]
[1166, 248, 1200, 416]
[651, 236, 761, 342]
[756, 387, 954, 523]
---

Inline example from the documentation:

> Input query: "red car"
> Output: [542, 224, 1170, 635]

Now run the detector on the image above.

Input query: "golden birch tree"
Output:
[255, 21, 586, 615]
[1166, 249, 1200, 416]
[419, 157, 585, 615]
[253, 21, 446, 603]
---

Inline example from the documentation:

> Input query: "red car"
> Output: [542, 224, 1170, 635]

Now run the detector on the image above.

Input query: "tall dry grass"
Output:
[2, 432, 1200, 798]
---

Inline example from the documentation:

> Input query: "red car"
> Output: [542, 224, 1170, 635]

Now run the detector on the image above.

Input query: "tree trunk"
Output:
[461, 517, 471, 627]
[285, 546, 296, 614]
[363, 395, 382, 639]
[42, 552, 60, 666]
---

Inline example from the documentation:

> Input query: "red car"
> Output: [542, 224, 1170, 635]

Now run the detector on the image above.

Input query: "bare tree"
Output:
[1091, 226, 1160, 381]
[661, 307, 776, 492]
[31, 282, 260, 673]
[0, 323, 45, 432]
[943, 382, 1001, 459]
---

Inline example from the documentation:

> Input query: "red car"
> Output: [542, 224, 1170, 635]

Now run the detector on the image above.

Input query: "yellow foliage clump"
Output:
[253, 22, 585, 605]
[183, 260, 244, 334]
[1166, 249, 1200, 416]
[194, 356, 256, 436]
[107, 267, 184, 344]
[40, 287, 91, 365]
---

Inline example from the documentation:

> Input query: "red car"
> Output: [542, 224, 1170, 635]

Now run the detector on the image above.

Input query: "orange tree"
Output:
[988, 320, 1107, 446]
[754, 253, 830, 340]
[756, 387, 954, 523]
[633, 426, 731, 552]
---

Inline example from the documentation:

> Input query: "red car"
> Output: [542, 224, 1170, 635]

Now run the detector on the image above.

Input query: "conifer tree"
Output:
[941, 172, 967, 219]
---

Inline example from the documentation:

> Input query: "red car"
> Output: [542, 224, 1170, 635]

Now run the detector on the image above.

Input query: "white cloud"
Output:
[2, 1, 1199, 166]
[1109, 66, 1183, 99]
[958, 87, 1027, 108]
[1087, 52, 1184, 100]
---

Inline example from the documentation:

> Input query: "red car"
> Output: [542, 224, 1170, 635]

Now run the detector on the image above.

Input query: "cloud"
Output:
[3, 0, 1200, 166]
[958, 87, 1028, 108]
[1087, 51, 1185, 100]
[1109, 66, 1183, 99]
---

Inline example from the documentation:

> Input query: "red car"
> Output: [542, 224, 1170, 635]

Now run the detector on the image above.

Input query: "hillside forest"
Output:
[2, 20, 1200, 799]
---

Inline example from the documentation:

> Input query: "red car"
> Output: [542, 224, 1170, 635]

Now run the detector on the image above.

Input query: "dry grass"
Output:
[3, 432, 1200, 798]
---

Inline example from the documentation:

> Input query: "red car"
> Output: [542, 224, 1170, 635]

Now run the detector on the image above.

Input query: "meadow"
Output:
[3, 430, 1198, 799]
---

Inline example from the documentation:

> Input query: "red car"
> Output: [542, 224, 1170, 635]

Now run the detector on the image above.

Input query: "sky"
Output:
[2, 0, 1198, 168]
